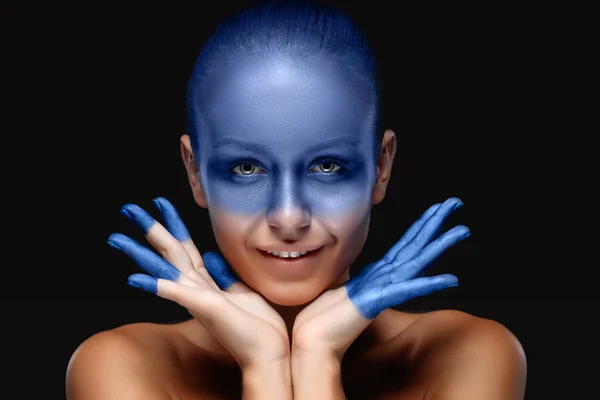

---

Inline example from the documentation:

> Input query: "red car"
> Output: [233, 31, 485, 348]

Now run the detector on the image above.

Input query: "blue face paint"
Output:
[345, 198, 469, 319]
[193, 55, 378, 217]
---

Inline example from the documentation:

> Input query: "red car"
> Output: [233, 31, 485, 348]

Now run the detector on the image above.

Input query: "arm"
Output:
[66, 330, 168, 400]
[290, 199, 468, 399]
[429, 318, 527, 400]
[242, 359, 293, 400]
[291, 353, 346, 400]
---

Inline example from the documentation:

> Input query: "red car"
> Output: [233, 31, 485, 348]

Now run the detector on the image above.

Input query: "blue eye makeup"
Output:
[192, 55, 379, 214]
[228, 158, 349, 176]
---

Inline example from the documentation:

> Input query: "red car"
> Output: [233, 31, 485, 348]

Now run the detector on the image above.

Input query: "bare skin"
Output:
[67, 130, 526, 399]
[66, 308, 526, 399]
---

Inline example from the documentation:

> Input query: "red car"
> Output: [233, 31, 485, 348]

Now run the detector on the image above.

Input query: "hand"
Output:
[107, 197, 290, 370]
[291, 197, 470, 360]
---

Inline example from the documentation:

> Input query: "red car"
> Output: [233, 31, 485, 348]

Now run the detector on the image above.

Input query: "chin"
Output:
[255, 280, 327, 307]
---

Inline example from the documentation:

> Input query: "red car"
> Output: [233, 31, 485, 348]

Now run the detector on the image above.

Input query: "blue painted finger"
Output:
[107, 233, 180, 281]
[127, 273, 158, 294]
[389, 225, 470, 282]
[120, 203, 158, 234]
[202, 251, 240, 290]
[153, 197, 191, 241]
[382, 203, 441, 263]
[392, 197, 463, 266]
[352, 261, 378, 281]
[350, 274, 459, 319]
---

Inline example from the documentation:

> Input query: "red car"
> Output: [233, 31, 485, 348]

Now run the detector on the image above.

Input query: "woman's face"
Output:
[187, 54, 388, 306]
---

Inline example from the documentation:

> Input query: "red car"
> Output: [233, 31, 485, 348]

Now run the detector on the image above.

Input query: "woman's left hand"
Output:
[291, 197, 470, 361]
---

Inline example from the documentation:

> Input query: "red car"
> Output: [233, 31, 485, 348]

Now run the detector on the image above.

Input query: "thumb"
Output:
[202, 251, 252, 293]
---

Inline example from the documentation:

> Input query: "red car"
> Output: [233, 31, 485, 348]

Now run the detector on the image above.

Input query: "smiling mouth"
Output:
[258, 247, 322, 260]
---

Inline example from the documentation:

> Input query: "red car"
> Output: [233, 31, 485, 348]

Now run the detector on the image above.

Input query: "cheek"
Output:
[204, 176, 271, 215]
[208, 207, 256, 262]
[319, 202, 372, 268]
[305, 177, 374, 215]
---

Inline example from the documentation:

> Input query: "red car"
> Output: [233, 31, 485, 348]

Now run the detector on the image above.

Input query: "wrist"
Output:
[291, 352, 346, 399]
[242, 358, 292, 400]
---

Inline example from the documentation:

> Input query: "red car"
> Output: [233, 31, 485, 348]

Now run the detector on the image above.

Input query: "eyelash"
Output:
[230, 158, 347, 176]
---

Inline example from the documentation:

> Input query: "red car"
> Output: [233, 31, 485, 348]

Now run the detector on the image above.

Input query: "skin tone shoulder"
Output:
[66, 53, 526, 399]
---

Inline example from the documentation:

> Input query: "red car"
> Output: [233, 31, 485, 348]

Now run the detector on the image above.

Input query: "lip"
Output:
[258, 247, 322, 258]
[258, 246, 323, 253]
[257, 247, 323, 279]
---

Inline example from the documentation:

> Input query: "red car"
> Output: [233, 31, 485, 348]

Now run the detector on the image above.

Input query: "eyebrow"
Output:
[213, 136, 362, 156]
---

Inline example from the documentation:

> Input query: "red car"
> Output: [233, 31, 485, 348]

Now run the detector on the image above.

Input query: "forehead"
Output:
[197, 54, 376, 150]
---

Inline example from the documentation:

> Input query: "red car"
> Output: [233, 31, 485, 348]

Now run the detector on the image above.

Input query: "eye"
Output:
[232, 163, 264, 175]
[310, 161, 342, 174]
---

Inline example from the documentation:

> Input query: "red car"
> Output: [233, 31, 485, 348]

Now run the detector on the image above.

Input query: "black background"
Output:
[10, 1, 584, 398]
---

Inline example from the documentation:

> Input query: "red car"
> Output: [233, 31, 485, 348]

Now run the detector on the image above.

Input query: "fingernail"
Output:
[121, 204, 156, 234]
[127, 280, 140, 289]
[120, 208, 132, 221]
[153, 198, 162, 212]
[461, 232, 471, 240]
[128, 275, 158, 294]
[107, 240, 121, 250]
[453, 202, 464, 211]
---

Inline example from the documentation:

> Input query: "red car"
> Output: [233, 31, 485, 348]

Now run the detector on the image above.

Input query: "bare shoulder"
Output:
[407, 310, 528, 400]
[66, 323, 179, 400]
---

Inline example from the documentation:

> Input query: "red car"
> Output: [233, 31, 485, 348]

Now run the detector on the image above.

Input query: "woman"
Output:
[66, 1, 527, 398]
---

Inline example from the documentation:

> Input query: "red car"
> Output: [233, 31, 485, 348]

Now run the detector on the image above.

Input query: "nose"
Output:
[267, 204, 311, 239]
[266, 177, 311, 240]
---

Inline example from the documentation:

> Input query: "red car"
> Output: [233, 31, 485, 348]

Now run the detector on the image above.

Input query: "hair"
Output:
[186, 0, 383, 157]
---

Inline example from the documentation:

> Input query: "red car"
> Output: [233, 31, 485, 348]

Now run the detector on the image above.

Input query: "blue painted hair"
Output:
[187, 0, 382, 156]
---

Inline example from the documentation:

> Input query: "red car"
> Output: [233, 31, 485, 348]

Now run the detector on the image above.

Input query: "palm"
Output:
[224, 290, 288, 338]
[293, 286, 362, 357]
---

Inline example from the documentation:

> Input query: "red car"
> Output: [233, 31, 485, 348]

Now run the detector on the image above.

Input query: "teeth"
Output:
[267, 250, 310, 259]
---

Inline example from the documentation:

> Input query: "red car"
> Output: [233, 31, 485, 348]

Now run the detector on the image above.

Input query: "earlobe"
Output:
[180, 135, 208, 208]
[372, 130, 397, 205]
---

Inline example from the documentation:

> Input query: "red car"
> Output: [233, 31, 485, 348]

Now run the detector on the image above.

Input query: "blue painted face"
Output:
[189, 54, 382, 305]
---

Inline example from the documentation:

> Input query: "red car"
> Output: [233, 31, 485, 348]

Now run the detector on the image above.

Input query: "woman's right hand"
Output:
[107, 197, 290, 370]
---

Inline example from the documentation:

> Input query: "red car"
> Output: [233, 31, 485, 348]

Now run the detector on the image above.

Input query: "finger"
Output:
[128, 274, 223, 319]
[108, 233, 186, 283]
[152, 197, 204, 270]
[156, 279, 226, 322]
[202, 251, 251, 293]
[151, 198, 220, 291]
[351, 274, 459, 319]
[151, 197, 191, 241]
[121, 204, 202, 281]
[382, 203, 441, 263]
[127, 273, 161, 294]
[392, 197, 463, 265]
[382, 274, 459, 312]
[351, 261, 378, 282]
[389, 225, 470, 282]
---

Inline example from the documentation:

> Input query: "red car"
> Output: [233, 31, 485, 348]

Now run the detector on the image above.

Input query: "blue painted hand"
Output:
[291, 197, 470, 359]
[107, 197, 290, 370]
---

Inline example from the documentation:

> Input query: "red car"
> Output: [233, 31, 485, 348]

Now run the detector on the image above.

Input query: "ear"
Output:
[180, 135, 208, 208]
[372, 130, 397, 205]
